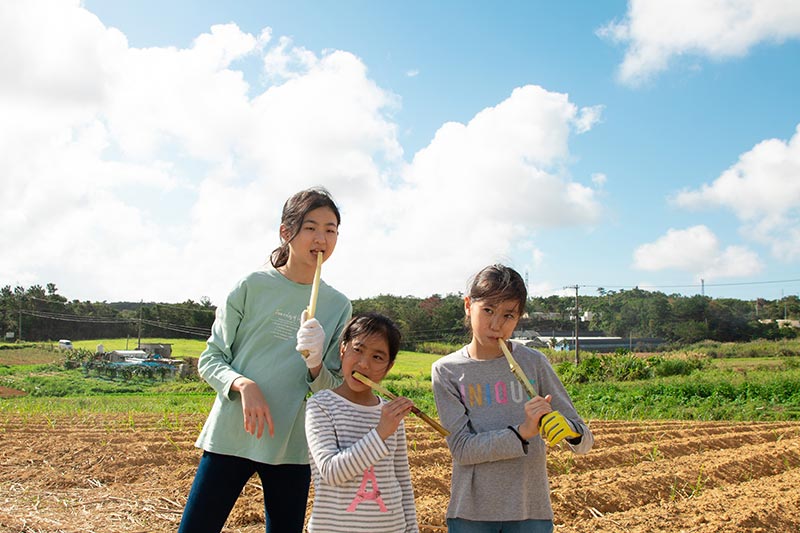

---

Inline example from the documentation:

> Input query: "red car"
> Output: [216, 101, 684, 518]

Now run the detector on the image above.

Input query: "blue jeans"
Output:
[447, 518, 554, 533]
[178, 451, 311, 533]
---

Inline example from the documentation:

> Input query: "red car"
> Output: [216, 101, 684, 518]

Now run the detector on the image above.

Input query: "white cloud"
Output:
[598, 0, 800, 85]
[348, 84, 605, 298]
[263, 36, 317, 81]
[633, 225, 763, 280]
[672, 124, 800, 260]
[0, 0, 605, 304]
[406, 69, 420, 77]
[591, 173, 607, 186]
[106, 24, 256, 160]
[575, 105, 604, 134]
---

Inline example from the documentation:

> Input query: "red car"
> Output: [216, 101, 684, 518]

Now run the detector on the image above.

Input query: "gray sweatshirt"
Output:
[431, 344, 593, 521]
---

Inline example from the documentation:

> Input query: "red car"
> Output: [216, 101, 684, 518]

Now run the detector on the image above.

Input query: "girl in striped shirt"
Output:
[305, 313, 419, 533]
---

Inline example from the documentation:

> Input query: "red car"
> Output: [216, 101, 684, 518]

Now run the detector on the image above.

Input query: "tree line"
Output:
[2, 283, 798, 348]
[353, 289, 799, 349]
[0, 284, 215, 343]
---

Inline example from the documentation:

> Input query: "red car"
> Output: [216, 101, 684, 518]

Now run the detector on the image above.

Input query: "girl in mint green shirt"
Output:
[179, 187, 352, 533]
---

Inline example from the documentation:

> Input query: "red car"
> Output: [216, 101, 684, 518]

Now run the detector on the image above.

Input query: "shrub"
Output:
[416, 341, 462, 355]
[556, 353, 702, 384]
[0, 342, 38, 350]
[612, 355, 652, 381]
[652, 357, 705, 377]
[64, 348, 95, 369]
[783, 357, 800, 370]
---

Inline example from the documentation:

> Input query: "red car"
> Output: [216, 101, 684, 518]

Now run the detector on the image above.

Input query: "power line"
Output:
[23, 295, 217, 314]
[140, 319, 209, 337]
[22, 310, 131, 324]
[18, 309, 211, 338]
[536, 277, 800, 295]
[584, 278, 800, 290]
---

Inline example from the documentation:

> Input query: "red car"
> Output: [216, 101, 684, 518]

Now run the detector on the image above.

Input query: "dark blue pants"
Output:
[178, 451, 311, 533]
[447, 518, 554, 533]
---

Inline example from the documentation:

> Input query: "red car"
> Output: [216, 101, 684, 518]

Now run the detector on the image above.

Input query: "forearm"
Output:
[311, 428, 389, 485]
[308, 361, 342, 392]
[447, 427, 526, 465]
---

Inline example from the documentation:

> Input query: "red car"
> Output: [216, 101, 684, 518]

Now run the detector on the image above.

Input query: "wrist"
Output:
[231, 376, 252, 392]
[508, 425, 529, 453]
[517, 421, 537, 441]
[376, 425, 393, 442]
[307, 362, 323, 379]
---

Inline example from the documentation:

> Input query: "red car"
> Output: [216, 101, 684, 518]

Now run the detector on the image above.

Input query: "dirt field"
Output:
[1, 410, 799, 533]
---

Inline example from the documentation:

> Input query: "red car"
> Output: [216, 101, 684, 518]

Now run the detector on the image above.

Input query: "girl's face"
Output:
[282, 206, 339, 269]
[465, 297, 521, 357]
[340, 333, 393, 392]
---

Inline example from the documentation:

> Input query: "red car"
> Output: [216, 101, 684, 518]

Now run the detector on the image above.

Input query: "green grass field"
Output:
[66, 338, 439, 372]
[2, 339, 799, 422]
[0, 342, 442, 415]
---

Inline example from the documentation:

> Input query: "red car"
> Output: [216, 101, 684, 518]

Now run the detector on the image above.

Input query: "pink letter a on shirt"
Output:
[346, 466, 388, 512]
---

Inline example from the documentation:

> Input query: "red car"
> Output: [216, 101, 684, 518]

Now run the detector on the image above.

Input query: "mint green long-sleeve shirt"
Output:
[194, 268, 352, 464]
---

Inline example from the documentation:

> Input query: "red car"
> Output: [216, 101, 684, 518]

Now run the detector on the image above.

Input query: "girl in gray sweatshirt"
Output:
[432, 264, 593, 533]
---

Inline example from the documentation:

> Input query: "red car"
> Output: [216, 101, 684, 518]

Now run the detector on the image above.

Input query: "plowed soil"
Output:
[1, 412, 799, 533]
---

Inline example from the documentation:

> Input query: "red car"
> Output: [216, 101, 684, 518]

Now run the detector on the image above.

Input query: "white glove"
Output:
[296, 310, 325, 368]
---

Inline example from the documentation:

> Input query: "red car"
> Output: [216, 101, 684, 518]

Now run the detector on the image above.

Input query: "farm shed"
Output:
[544, 336, 665, 352]
[510, 337, 549, 349]
[139, 343, 173, 358]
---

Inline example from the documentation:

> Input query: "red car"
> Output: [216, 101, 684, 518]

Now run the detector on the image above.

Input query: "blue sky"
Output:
[2, 0, 800, 304]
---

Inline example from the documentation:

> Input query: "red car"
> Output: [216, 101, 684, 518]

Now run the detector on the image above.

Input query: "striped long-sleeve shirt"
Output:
[305, 389, 418, 533]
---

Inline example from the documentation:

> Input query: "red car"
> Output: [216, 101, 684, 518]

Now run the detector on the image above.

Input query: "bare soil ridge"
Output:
[1, 414, 799, 532]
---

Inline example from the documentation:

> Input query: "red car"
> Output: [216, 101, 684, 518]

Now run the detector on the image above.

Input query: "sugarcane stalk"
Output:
[353, 371, 450, 437]
[301, 252, 324, 358]
[307, 251, 324, 319]
[498, 338, 537, 398]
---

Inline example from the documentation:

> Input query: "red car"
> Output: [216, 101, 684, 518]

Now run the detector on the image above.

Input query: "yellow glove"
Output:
[539, 411, 581, 446]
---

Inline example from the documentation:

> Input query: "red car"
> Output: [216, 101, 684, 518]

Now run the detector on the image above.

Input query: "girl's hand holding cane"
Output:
[519, 394, 553, 440]
[296, 309, 325, 369]
[498, 338, 581, 446]
[376, 397, 414, 441]
[297, 251, 325, 372]
[353, 371, 450, 437]
[539, 410, 581, 446]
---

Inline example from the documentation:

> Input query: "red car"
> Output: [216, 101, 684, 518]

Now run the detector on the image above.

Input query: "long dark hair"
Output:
[466, 264, 527, 319]
[340, 313, 402, 363]
[269, 187, 341, 268]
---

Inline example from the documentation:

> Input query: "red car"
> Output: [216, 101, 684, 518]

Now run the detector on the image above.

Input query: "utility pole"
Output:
[701, 279, 705, 297]
[783, 290, 787, 320]
[564, 285, 580, 365]
[138, 300, 143, 349]
[574, 285, 580, 365]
